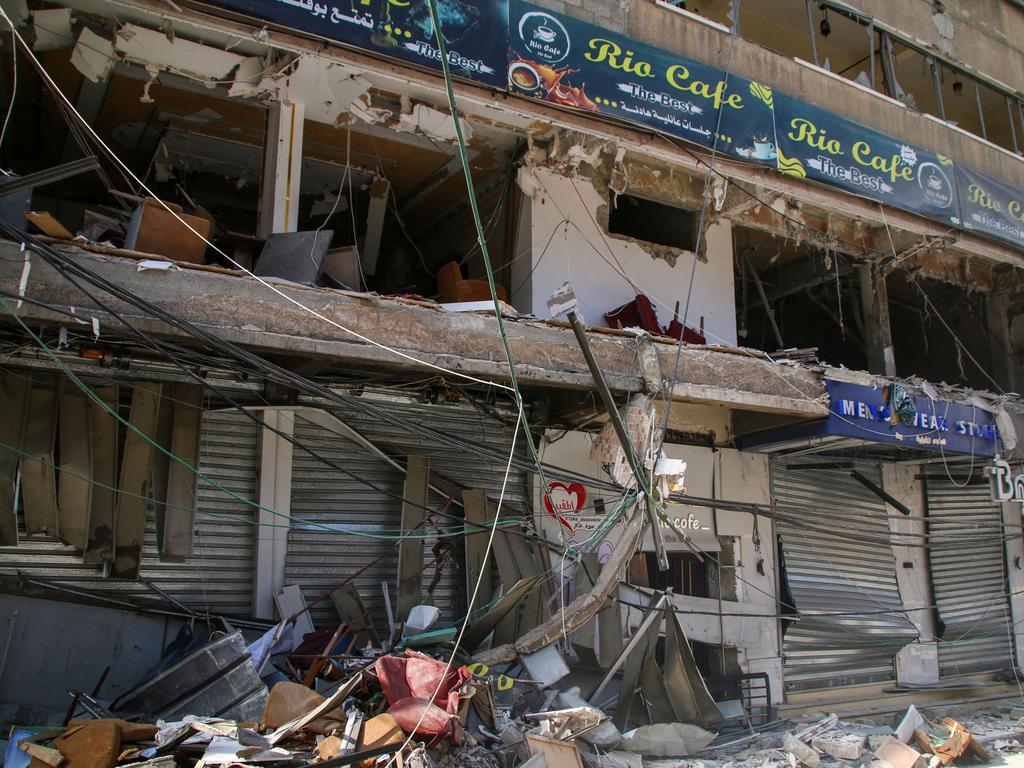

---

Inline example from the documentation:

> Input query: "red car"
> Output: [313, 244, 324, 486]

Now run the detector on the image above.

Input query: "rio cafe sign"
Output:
[507, 0, 778, 166]
[989, 458, 1024, 506]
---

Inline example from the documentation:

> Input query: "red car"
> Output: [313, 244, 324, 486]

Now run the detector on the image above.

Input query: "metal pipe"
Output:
[805, 0, 820, 67]
[741, 250, 784, 350]
[1007, 96, 1019, 153]
[975, 81, 988, 140]
[930, 58, 946, 120]
[0, 157, 101, 197]
[868, 21, 876, 90]
[567, 310, 669, 571]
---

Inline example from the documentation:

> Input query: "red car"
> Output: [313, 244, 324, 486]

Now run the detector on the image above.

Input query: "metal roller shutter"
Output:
[286, 398, 530, 631]
[772, 457, 919, 691]
[925, 473, 1014, 676]
[0, 409, 259, 616]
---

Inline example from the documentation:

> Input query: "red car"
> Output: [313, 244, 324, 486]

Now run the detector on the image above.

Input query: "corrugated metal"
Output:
[772, 457, 919, 691]
[286, 399, 530, 630]
[0, 410, 259, 616]
[925, 473, 1014, 676]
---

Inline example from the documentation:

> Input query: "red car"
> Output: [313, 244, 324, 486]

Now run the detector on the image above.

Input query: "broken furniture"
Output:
[124, 197, 213, 264]
[436, 260, 507, 302]
[111, 632, 269, 723]
[253, 229, 333, 284]
[605, 294, 706, 343]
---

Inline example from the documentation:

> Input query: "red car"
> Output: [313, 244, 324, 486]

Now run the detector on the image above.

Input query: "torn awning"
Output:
[772, 457, 919, 692]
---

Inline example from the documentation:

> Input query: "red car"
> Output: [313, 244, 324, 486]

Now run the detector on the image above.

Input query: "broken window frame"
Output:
[730, 0, 1024, 156]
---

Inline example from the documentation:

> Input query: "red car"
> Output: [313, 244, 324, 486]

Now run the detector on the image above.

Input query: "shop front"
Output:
[739, 376, 1019, 695]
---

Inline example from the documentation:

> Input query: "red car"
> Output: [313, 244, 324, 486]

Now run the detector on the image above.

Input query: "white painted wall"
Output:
[513, 169, 738, 346]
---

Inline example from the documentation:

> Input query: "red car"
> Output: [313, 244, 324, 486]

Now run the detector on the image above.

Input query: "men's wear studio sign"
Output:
[989, 458, 1024, 505]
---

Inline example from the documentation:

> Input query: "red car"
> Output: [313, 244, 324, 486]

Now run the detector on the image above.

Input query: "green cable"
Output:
[425, 0, 556, 516]
[0, 297, 522, 542]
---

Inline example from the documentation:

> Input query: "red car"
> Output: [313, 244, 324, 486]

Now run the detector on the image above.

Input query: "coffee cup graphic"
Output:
[753, 141, 776, 160]
[509, 62, 542, 92]
[535, 25, 557, 42]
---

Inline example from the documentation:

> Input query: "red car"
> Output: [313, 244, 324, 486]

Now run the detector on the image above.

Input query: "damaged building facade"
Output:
[0, 0, 1024, 762]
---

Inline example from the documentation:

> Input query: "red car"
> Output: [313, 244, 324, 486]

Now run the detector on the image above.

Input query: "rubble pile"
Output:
[6, 601, 1024, 768]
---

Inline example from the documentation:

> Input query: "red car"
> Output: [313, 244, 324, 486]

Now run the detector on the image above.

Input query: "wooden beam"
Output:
[396, 454, 429, 621]
[58, 390, 93, 551]
[20, 386, 58, 536]
[161, 383, 203, 562]
[0, 373, 29, 545]
[85, 387, 118, 565]
[113, 382, 162, 578]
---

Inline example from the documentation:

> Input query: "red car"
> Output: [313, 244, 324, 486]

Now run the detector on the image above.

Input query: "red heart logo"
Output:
[543, 481, 587, 533]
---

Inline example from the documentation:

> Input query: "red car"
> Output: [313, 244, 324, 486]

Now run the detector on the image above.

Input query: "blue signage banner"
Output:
[773, 92, 962, 228]
[825, 381, 998, 454]
[507, 0, 778, 165]
[956, 165, 1024, 251]
[737, 381, 999, 456]
[205, 0, 509, 88]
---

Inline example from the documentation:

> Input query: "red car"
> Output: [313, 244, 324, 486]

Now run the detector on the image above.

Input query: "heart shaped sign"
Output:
[543, 480, 587, 532]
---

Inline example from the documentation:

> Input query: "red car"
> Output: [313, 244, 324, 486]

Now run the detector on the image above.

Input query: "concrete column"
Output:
[986, 292, 1021, 394]
[858, 261, 896, 376]
[883, 462, 939, 684]
[253, 409, 294, 620]
[258, 100, 305, 238]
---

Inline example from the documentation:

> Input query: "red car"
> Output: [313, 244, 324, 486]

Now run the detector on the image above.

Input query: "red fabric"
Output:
[387, 697, 462, 745]
[374, 651, 470, 714]
[604, 294, 663, 335]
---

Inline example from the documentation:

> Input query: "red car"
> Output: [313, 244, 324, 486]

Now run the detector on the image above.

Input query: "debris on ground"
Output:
[6, 574, 1024, 768]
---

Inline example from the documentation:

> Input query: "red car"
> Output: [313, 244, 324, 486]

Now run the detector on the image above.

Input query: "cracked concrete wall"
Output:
[514, 165, 738, 346]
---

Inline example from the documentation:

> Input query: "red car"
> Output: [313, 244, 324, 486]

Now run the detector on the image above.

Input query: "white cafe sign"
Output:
[988, 458, 1024, 504]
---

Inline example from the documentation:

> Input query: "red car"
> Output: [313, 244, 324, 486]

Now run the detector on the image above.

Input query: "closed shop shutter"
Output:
[772, 457, 919, 691]
[286, 398, 530, 630]
[925, 473, 1014, 676]
[0, 409, 259, 616]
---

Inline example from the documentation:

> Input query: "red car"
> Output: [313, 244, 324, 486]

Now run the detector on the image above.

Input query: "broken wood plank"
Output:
[161, 383, 202, 562]
[25, 211, 74, 239]
[113, 382, 162, 577]
[84, 387, 118, 565]
[474, 512, 646, 667]
[330, 581, 379, 646]
[462, 489, 492, 610]
[58, 389, 93, 550]
[0, 373, 30, 545]
[20, 386, 58, 536]
[150, 391, 174, 558]
[396, 455, 428, 622]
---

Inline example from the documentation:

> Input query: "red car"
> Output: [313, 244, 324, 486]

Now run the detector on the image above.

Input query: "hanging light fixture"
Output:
[820, 4, 832, 37]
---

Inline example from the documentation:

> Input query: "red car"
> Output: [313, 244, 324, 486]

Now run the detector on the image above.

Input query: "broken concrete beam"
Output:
[784, 732, 821, 768]
[812, 733, 867, 762]
[0, 242, 827, 417]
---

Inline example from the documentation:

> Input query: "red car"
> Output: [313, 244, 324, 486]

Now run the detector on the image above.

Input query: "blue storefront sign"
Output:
[956, 165, 1024, 251]
[773, 93, 961, 228]
[740, 381, 999, 456]
[507, 0, 778, 165]
[204, 0, 509, 88]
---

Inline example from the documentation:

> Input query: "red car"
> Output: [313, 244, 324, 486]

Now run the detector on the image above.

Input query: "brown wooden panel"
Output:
[20, 387, 58, 536]
[85, 387, 118, 565]
[113, 382, 162, 578]
[57, 390, 93, 550]
[0, 373, 30, 545]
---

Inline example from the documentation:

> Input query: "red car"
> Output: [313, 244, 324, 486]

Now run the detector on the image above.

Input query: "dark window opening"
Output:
[608, 193, 698, 251]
